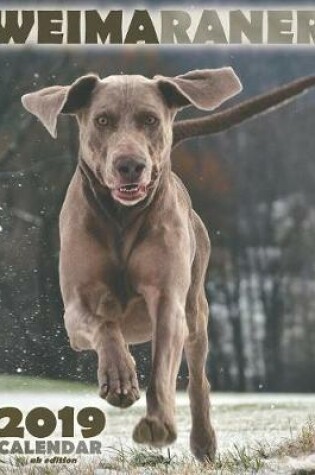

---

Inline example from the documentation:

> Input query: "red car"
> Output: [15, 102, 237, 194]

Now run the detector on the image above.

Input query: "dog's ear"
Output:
[21, 74, 99, 138]
[155, 67, 242, 111]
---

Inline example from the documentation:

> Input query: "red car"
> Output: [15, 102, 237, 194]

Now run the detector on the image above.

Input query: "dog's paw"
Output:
[132, 416, 177, 447]
[98, 353, 140, 408]
[190, 426, 217, 462]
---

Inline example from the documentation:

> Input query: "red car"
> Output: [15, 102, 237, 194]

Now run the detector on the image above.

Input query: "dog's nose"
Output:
[116, 156, 146, 182]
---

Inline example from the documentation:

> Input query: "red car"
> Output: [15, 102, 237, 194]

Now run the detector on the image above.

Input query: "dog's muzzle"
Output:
[111, 155, 150, 206]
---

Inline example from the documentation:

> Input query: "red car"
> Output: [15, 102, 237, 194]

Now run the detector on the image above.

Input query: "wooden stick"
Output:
[172, 75, 315, 148]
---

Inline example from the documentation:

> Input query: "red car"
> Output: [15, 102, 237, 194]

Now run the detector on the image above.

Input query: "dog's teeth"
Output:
[119, 185, 140, 193]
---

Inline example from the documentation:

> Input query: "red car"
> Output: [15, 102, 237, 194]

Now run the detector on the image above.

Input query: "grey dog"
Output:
[22, 68, 243, 461]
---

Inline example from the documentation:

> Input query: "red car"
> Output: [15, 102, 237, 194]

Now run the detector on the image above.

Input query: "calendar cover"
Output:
[0, 1, 314, 474]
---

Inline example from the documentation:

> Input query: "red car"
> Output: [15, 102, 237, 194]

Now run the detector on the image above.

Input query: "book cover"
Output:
[0, 2, 314, 474]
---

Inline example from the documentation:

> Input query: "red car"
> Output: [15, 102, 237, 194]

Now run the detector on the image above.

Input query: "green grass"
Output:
[0, 374, 96, 393]
[272, 419, 315, 458]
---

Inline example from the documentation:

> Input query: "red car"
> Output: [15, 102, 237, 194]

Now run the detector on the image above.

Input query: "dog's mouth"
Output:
[111, 183, 148, 205]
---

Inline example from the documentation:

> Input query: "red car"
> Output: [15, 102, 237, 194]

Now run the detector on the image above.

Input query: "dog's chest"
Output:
[105, 221, 148, 309]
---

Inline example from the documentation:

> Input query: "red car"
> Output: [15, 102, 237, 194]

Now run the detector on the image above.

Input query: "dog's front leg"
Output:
[63, 292, 140, 409]
[133, 287, 188, 447]
[95, 321, 140, 408]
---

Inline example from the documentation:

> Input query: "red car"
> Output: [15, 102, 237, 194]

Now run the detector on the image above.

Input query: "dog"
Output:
[22, 68, 242, 461]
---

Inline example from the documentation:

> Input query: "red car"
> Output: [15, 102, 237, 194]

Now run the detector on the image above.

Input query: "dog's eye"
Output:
[96, 115, 109, 127]
[144, 115, 159, 126]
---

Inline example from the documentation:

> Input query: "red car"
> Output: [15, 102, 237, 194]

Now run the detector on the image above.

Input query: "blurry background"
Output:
[1, 0, 315, 393]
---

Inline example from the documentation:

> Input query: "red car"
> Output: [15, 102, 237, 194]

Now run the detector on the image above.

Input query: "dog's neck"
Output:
[78, 155, 171, 232]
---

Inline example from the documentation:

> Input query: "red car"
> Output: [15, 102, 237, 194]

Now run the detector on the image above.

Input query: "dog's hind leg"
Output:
[184, 215, 217, 461]
[185, 291, 217, 461]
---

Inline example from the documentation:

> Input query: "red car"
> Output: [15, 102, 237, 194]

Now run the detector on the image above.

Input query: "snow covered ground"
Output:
[0, 387, 314, 456]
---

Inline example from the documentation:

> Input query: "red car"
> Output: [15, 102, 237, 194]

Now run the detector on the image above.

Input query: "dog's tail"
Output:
[172, 75, 315, 148]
